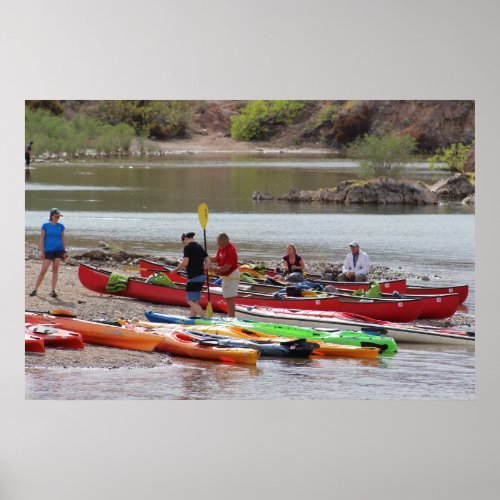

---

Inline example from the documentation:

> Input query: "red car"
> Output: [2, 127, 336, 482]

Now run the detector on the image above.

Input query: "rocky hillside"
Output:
[28, 100, 475, 154]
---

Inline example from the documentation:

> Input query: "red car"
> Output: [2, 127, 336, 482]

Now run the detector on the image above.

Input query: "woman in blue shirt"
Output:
[29, 208, 67, 298]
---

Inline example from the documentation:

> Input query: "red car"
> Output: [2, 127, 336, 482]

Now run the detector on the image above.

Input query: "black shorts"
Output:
[25, 153, 31, 166]
[44, 250, 65, 260]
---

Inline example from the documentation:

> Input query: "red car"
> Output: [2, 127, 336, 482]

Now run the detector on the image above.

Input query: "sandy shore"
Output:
[25, 247, 475, 369]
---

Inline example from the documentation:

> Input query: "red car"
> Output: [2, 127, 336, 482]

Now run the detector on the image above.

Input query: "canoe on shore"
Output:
[136, 258, 407, 293]
[135, 258, 462, 318]
[25, 312, 163, 352]
[79, 264, 422, 322]
[233, 306, 475, 346]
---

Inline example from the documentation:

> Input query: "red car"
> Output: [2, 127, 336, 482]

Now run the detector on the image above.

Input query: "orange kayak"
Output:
[133, 326, 259, 365]
[25, 323, 84, 349]
[25, 312, 163, 352]
[25, 333, 45, 353]
[131, 321, 379, 360]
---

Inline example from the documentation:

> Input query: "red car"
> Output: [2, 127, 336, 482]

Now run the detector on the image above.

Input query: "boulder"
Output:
[342, 178, 438, 205]
[462, 193, 475, 205]
[252, 191, 275, 200]
[430, 173, 474, 200]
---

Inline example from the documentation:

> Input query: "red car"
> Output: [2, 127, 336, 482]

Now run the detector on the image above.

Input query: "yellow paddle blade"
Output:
[49, 309, 77, 317]
[198, 202, 209, 229]
[206, 301, 214, 317]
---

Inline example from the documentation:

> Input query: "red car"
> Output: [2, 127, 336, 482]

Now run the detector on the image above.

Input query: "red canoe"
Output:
[25, 323, 85, 349]
[336, 290, 460, 320]
[78, 264, 422, 322]
[404, 284, 468, 304]
[136, 258, 408, 293]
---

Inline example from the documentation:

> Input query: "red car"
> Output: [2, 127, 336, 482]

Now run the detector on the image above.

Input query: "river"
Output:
[24, 155, 475, 399]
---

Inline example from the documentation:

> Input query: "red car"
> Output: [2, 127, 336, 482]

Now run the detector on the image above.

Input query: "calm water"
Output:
[25, 155, 475, 399]
[25, 344, 474, 400]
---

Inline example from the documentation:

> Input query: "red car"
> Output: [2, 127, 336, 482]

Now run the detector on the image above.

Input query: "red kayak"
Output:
[79, 264, 422, 322]
[25, 323, 85, 349]
[25, 333, 45, 353]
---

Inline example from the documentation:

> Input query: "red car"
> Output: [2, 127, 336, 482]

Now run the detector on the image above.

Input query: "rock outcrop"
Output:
[258, 178, 439, 205]
[430, 173, 474, 200]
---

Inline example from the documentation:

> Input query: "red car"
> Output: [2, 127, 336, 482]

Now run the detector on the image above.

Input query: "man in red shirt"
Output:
[211, 232, 240, 317]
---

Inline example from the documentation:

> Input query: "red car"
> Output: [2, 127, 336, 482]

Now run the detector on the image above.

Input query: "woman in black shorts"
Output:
[29, 208, 67, 298]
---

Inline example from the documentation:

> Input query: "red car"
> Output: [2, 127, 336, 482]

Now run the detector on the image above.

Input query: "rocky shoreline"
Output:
[25, 242, 474, 369]
[253, 174, 475, 205]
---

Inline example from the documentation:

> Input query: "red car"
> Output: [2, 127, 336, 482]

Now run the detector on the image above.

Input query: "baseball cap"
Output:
[349, 241, 359, 247]
[50, 208, 63, 217]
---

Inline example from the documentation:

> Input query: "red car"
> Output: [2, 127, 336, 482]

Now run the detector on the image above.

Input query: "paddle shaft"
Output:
[203, 227, 212, 303]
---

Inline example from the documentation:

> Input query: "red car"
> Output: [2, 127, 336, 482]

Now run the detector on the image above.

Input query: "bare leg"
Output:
[225, 297, 236, 317]
[51, 258, 61, 292]
[33, 259, 52, 292]
[187, 300, 205, 318]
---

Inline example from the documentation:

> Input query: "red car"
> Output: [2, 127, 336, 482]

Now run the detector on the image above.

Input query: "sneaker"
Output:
[29, 289, 37, 297]
[50, 290, 58, 298]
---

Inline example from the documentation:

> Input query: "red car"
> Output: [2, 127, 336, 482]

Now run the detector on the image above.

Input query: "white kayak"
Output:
[234, 306, 475, 346]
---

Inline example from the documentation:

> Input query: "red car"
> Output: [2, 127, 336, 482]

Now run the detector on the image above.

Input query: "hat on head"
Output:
[50, 208, 63, 217]
[349, 241, 359, 247]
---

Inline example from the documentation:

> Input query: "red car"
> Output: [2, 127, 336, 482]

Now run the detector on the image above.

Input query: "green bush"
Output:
[428, 141, 475, 173]
[230, 100, 306, 141]
[25, 108, 135, 155]
[348, 134, 417, 179]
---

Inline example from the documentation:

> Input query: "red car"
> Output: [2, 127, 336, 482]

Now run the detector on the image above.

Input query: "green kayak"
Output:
[144, 311, 397, 354]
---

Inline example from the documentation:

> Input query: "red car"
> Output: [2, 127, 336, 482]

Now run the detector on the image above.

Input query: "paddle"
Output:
[26, 309, 77, 318]
[198, 202, 213, 317]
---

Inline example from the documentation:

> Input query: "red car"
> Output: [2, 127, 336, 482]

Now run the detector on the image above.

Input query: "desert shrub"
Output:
[428, 141, 475, 173]
[230, 100, 306, 141]
[25, 108, 135, 155]
[348, 133, 417, 179]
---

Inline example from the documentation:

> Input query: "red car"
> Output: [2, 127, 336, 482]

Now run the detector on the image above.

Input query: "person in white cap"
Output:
[337, 241, 369, 282]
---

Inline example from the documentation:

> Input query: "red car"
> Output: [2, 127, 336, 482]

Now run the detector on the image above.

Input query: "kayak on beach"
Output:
[132, 318, 382, 359]
[143, 311, 398, 354]
[127, 323, 317, 358]
[25, 323, 84, 350]
[25, 333, 45, 353]
[133, 327, 259, 365]
[25, 312, 163, 352]
[232, 306, 475, 346]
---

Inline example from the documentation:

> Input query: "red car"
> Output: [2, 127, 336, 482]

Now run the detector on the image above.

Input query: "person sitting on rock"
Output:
[337, 241, 369, 282]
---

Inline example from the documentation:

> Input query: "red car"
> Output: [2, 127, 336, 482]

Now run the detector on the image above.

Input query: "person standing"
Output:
[210, 232, 240, 317]
[25, 141, 33, 168]
[282, 243, 305, 275]
[29, 208, 67, 298]
[171, 232, 211, 318]
[337, 241, 369, 282]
